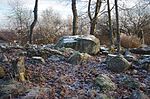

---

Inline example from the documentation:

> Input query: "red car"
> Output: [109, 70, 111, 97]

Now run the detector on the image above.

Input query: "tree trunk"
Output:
[90, 18, 97, 35]
[88, 0, 102, 35]
[107, 0, 114, 47]
[29, 0, 38, 44]
[115, 0, 120, 54]
[72, 0, 78, 35]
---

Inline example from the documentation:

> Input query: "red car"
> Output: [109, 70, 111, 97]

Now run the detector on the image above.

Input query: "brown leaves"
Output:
[1, 46, 150, 98]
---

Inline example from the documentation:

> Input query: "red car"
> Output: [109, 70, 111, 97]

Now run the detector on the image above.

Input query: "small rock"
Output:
[59, 47, 75, 57]
[0, 80, 27, 98]
[95, 74, 116, 91]
[132, 69, 138, 74]
[0, 53, 8, 62]
[100, 46, 109, 52]
[0, 66, 5, 78]
[138, 55, 150, 71]
[96, 93, 112, 99]
[48, 55, 65, 62]
[68, 52, 81, 65]
[105, 54, 117, 61]
[102, 51, 109, 55]
[140, 83, 146, 88]
[23, 87, 50, 99]
[12, 56, 26, 81]
[100, 46, 109, 55]
[32, 56, 46, 64]
[117, 75, 140, 89]
[141, 63, 150, 72]
[130, 47, 150, 54]
[107, 55, 131, 73]
[130, 90, 149, 99]
[68, 52, 91, 65]
[124, 54, 136, 62]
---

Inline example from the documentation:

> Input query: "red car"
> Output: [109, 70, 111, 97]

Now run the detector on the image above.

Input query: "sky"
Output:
[0, 0, 72, 28]
[0, 0, 149, 29]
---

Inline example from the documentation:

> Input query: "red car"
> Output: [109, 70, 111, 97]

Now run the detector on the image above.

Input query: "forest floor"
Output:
[0, 44, 150, 99]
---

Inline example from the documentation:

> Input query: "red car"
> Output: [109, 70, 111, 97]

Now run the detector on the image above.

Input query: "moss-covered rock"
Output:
[107, 55, 131, 73]
[68, 52, 91, 65]
[95, 74, 116, 92]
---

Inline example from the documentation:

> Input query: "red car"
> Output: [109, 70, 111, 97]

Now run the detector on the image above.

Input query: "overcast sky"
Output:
[0, 0, 149, 28]
[0, 0, 72, 28]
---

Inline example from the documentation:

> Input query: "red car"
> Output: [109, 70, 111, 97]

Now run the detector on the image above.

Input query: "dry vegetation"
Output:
[120, 33, 142, 48]
[144, 33, 150, 45]
[96, 33, 150, 48]
[0, 30, 17, 42]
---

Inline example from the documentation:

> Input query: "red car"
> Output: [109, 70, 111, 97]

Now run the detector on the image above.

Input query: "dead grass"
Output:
[144, 33, 150, 45]
[96, 33, 144, 48]
[120, 34, 141, 48]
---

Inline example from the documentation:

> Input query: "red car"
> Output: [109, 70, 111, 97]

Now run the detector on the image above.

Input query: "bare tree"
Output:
[35, 8, 65, 43]
[29, 0, 38, 44]
[115, 0, 120, 54]
[88, 0, 102, 35]
[119, 0, 150, 45]
[40, 9, 63, 34]
[8, 0, 32, 43]
[119, 0, 150, 33]
[107, 0, 114, 47]
[72, 0, 78, 35]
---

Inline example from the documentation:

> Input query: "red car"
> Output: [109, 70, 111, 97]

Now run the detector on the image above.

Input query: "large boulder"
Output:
[107, 55, 131, 73]
[55, 35, 100, 54]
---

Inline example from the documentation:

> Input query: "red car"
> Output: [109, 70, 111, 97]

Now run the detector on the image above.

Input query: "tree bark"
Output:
[90, 18, 97, 35]
[107, 0, 114, 47]
[72, 0, 78, 35]
[115, 0, 120, 54]
[29, 0, 38, 44]
[88, 0, 102, 35]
